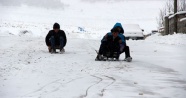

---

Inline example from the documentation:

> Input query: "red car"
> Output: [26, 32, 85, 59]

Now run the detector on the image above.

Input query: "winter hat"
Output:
[53, 23, 60, 29]
[111, 23, 124, 34]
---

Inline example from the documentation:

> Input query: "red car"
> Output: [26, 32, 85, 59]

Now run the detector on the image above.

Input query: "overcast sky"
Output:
[81, 0, 166, 2]
[0, 0, 167, 6]
[0, 0, 168, 9]
[0, 0, 65, 8]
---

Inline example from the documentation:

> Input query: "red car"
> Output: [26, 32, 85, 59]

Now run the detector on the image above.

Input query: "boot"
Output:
[95, 54, 103, 61]
[60, 48, 65, 54]
[51, 48, 57, 54]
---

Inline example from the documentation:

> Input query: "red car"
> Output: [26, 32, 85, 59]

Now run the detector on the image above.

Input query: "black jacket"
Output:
[45, 30, 67, 46]
[106, 34, 121, 46]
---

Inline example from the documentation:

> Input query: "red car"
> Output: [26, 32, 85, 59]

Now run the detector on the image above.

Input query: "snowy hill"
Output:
[1, 0, 186, 98]
[0, 0, 166, 34]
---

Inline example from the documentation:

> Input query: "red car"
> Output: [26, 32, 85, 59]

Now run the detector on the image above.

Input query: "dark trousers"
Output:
[98, 41, 120, 57]
[50, 36, 64, 50]
[121, 46, 131, 58]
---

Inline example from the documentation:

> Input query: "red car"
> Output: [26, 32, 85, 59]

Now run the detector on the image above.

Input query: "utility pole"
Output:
[184, 0, 186, 11]
[174, 0, 177, 33]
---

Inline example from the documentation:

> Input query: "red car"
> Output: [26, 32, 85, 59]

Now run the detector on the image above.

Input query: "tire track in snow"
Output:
[22, 78, 62, 97]
[49, 77, 83, 93]
[99, 75, 116, 97]
[80, 75, 102, 98]
[23, 77, 82, 98]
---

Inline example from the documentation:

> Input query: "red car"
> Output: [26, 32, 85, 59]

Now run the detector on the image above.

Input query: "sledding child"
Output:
[45, 23, 67, 53]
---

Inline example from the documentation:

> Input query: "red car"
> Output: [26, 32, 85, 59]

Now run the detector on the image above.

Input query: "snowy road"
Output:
[0, 35, 186, 98]
[0, 0, 186, 97]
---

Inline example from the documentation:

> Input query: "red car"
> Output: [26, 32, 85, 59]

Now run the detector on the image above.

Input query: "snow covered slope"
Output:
[0, 0, 166, 33]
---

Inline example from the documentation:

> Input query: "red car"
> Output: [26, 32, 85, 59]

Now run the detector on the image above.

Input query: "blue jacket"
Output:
[102, 23, 126, 45]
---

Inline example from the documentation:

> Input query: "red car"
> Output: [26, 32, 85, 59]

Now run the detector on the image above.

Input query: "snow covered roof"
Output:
[176, 11, 186, 14]
[169, 11, 186, 19]
[180, 17, 186, 22]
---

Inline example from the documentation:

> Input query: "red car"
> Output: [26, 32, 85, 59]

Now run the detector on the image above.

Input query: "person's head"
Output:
[116, 27, 121, 32]
[111, 23, 124, 34]
[111, 26, 123, 33]
[53, 23, 60, 33]
[112, 28, 119, 38]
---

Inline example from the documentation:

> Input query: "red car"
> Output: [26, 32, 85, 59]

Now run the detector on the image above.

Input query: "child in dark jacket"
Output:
[96, 23, 132, 61]
[96, 27, 122, 60]
[45, 23, 67, 53]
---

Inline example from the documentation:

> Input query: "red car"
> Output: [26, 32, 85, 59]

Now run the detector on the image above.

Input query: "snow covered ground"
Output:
[0, 0, 186, 98]
[1, 29, 186, 98]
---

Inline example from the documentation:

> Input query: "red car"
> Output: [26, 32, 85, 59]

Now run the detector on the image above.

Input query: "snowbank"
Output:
[145, 33, 186, 45]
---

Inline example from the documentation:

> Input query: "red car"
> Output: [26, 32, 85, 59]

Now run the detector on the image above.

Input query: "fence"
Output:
[163, 11, 186, 35]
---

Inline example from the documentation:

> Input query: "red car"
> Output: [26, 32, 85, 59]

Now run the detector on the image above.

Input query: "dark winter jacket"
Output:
[102, 33, 121, 46]
[102, 23, 126, 45]
[45, 30, 67, 46]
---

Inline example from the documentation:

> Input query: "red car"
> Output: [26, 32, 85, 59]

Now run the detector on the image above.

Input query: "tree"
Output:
[157, 8, 166, 28]
[157, 0, 186, 29]
[165, 0, 174, 13]
[178, 0, 186, 11]
[174, 0, 177, 33]
[157, 0, 173, 28]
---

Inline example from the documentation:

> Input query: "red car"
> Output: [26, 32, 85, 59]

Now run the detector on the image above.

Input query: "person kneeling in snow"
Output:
[96, 23, 132, 61]
[96, 27, 122, 60]
[45, 23, 67, 53]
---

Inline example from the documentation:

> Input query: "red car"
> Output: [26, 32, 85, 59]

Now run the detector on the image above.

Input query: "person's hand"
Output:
[119, 40, 122, 43]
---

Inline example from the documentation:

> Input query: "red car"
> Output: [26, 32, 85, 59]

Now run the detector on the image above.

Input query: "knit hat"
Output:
[53, 23, 60, 29]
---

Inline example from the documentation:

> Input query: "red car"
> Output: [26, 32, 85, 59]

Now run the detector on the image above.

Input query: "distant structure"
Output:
[161, 11, 186, 35]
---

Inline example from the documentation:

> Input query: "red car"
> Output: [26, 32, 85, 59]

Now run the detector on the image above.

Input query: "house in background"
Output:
[162, 11, 186, 35]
